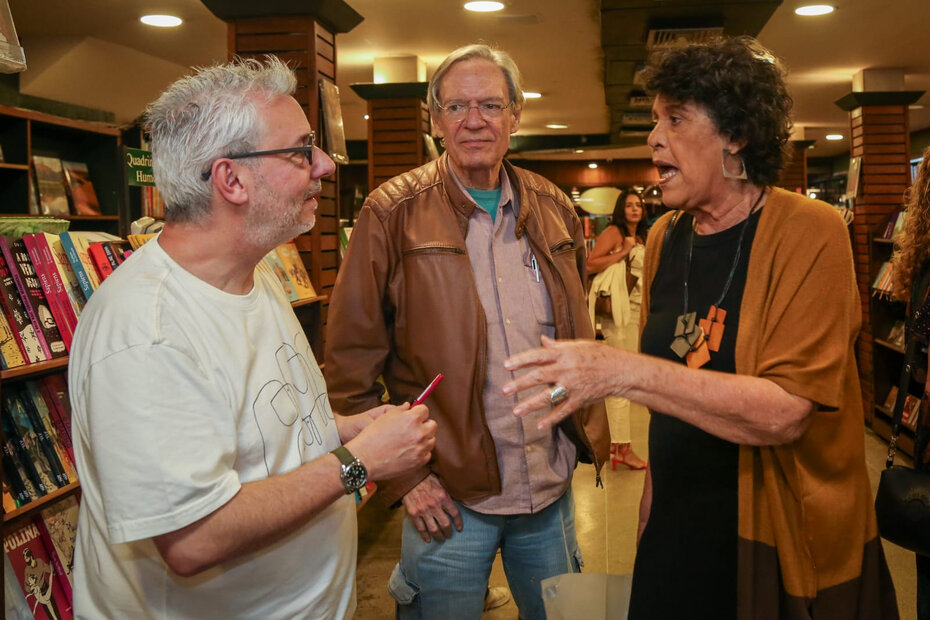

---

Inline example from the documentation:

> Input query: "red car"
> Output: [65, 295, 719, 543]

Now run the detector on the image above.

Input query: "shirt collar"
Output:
[448, 164, 515, 212]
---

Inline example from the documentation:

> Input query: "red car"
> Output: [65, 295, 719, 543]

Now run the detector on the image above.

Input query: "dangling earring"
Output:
[721, 149, 748, 180]
[440, 137, 446, 148]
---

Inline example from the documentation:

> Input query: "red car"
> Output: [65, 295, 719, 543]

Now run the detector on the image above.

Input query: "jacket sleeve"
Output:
[324, 202, 394, 415]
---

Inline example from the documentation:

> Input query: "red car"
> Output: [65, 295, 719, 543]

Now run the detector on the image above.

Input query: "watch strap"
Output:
[331, 445, 356, 466]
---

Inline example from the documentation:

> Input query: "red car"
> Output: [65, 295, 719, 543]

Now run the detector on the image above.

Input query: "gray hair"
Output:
[144, 56, 297, 223]
[427, 44, 525, 111]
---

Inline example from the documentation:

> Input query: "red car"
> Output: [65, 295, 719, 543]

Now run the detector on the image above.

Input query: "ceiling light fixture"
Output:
[825, 133, 844, 141]
[794, 4, 834, 16]
[575, 149, 584, 154]
[523, 91, 542, 99]
[140, 14, 183, 27]
[464, 1, 505, 12]
[364, 114, 370, 120]
[588, 163, 598, 169]
[546, 123, 568, 129]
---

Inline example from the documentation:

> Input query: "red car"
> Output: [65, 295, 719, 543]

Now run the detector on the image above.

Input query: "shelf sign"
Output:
[126, 147, 155, 187]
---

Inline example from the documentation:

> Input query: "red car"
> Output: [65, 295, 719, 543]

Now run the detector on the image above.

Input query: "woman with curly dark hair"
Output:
[501, 36, 897, 619]
[891, 147, 930, 620]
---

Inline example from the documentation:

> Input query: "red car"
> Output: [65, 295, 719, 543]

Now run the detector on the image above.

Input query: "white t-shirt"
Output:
[69, 238, 356, 619]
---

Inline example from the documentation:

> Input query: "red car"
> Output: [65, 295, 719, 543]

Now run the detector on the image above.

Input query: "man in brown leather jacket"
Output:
[325, 44, 609, 620]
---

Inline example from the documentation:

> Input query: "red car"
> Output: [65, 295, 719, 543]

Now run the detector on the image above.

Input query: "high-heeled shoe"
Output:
[612, 443, 647, 470]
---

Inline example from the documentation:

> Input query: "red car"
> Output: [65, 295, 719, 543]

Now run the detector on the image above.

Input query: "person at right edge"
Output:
[499, 36, 898, 619]
[892, 146, 930, 620]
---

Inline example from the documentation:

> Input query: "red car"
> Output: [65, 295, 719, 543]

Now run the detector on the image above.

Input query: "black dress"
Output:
[627, 209, 761, 620]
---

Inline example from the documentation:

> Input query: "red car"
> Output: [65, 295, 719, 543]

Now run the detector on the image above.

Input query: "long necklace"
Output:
[670, 188, 766, 368]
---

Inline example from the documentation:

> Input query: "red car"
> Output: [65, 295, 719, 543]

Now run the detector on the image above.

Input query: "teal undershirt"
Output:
[466, 187, 502, 223]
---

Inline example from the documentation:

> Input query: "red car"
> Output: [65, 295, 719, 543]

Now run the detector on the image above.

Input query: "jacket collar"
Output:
[438, 152, 534, 241]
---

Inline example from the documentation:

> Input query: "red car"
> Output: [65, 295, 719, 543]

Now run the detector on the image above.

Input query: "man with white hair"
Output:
[68, 57, 437, 619]
[326, 44, 609, 619]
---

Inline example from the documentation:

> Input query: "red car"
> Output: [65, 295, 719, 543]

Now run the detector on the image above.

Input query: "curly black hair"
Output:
[611, 189, 648, 241]
[642, 36, 793, 187]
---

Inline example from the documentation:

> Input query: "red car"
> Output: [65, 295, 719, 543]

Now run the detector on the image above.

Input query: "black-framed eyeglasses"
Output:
[201, 131, 316, 181]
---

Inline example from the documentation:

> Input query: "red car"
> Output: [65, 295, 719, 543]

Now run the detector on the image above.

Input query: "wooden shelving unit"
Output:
[3, 481, 80, 526]
[0, 102, 126, 237]
[868, 233, 910, 455]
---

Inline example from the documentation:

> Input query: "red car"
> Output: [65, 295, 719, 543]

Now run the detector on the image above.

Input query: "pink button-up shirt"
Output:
[452, 167, 576, 515]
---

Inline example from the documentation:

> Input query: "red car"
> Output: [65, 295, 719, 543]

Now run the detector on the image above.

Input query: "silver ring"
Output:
[549, 384, 569, 407]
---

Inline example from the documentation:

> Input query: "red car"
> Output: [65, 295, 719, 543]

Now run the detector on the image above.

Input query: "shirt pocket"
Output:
[523, 247, 555, 327]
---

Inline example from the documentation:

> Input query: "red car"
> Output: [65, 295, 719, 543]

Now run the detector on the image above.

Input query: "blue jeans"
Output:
[389, 488, 582, 620]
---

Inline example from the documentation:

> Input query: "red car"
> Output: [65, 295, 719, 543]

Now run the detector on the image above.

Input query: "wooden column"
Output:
[201, 0, 363, 358]
[836, 90, 923, 417]
[350, 83, 431, 193]
[777, 140, 813, 193]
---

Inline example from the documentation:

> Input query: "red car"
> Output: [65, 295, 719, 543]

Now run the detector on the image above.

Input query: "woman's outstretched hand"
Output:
[502, 335, 624, 430]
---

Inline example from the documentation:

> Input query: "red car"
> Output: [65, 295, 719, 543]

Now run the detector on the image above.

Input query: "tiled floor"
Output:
[356, 403, 917, 619]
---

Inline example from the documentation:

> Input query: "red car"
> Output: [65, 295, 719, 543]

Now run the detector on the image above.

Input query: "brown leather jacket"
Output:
[325, 153, 609, 507]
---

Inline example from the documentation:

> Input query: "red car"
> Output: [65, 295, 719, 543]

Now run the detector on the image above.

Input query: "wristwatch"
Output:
[331, 446, 368, 494]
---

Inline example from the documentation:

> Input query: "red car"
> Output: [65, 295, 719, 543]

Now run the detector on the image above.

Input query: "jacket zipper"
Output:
[402, 244, 466, 256]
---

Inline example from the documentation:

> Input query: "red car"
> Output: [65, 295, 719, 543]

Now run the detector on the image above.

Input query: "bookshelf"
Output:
[0, 103, 131, 611]
[0, 344, 78, 615]
[0, 103, 127, 237]
[869, 231, 910, 455]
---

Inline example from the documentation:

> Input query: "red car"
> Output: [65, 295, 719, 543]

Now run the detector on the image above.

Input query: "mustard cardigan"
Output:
[641, 188, 898, 619]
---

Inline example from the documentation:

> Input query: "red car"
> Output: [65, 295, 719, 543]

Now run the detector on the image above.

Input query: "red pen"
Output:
[411, 373, 444, 407]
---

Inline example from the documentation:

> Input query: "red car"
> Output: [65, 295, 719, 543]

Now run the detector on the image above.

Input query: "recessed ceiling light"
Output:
[140, 14, 183, 27]
[364, 114, 370, 120]
[523, 91, 542, 99]
[825, 133, 844, 141]
[546, 123, 568, 129]
[575, 149, 584, 154]
[588, 163, 598, 169]
[795, 4, 834, 16]
[464, 1, 504, 12]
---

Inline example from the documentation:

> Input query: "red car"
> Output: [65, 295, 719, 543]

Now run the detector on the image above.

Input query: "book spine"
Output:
[33, 514, 75, 612]
[59, 232, 96, 301]
[0, 301, 25, 368]
[5, 238, 67, 359]
[41, 233, 86, 319]
[3, 519, 72, 618]
[3, 433, 41, 502]
[38, 377, 75, 464]
[23, 234, 73, 352]
[1, 437, 31, 505]
[24, 380, 76, 482]
[9, 387, 69, 488]
[100, 241, 123, 267]
[0, 407, 48, 497]
[0, 246, 45, 363]
[87, 242, 115, 282]
[74, 235, 102, 289]
[35, 233, 80, 331]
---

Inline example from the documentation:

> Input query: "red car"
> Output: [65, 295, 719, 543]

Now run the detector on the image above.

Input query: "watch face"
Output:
[344, 463, 367, 491]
